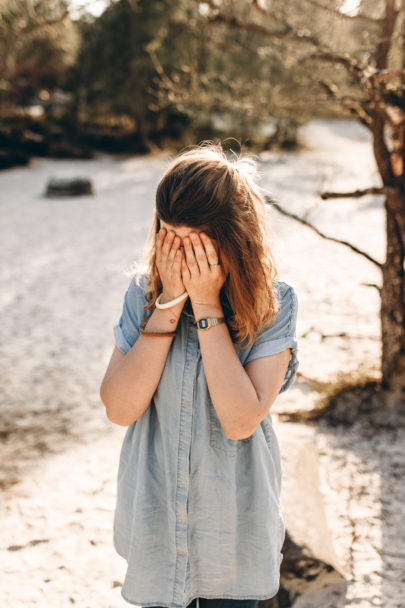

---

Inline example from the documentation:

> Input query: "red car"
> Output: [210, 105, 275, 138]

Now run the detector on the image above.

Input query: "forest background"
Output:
[0, 0, 361, 166]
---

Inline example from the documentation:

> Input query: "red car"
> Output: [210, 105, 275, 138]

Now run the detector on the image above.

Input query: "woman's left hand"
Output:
[181, 232, 227, 306]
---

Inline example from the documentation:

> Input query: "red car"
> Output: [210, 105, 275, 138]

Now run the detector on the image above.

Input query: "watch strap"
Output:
[197, 317, 225, 330]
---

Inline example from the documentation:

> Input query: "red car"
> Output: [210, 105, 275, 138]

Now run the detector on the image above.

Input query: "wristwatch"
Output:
[196, 317, 225, 331]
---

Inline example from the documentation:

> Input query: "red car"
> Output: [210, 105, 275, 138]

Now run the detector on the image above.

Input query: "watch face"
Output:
[199, 318, 209, 329]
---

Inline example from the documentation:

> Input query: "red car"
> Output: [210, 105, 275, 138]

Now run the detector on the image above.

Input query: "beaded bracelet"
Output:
[140, 329, 177, 338]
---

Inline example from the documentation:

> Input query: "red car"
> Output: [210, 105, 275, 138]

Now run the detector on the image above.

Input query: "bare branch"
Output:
[317, 80, 373, 129]
[206, 11, 292, 40]
[204, 0, 320, 45]
[363, 282, 382, 291]
[265, 196, 383, 269]
[300, 50, 366, 82]
[320, 187, 387, 199]
[147, 49, 177, 94]
[371, 69, 405, 82]
[204, 0, 374, 86]
[303, 0, 384, 24]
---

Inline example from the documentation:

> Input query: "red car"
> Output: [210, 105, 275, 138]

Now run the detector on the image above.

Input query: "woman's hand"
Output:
[181, 231, 227, 307]
[155, 228, 185, 301]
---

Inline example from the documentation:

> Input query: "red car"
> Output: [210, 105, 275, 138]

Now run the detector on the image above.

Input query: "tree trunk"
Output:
[264, 118, 299, 150]
[135, 116, 151, 153]
[381, 190, 405, 393]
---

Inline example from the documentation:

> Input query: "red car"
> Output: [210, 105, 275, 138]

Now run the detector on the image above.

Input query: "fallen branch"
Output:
[265, 196, 383, 269]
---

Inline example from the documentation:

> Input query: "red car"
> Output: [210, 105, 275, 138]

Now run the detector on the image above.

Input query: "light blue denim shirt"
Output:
[112, 273, 299, 608]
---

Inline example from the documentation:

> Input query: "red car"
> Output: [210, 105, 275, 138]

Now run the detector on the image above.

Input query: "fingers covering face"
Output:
[157, 228, 221, 281]
[183, 232, 221, 274]
[171, 242, 183, 275]
[190, 232, 211, 271]
[156, 229, 181, 262]
[200, 232, 220, 265]
[183, 235, 199, 276]
[155, 227, 166, 262]
[168, 235, 180, 264]
[161, 229, 176, 259]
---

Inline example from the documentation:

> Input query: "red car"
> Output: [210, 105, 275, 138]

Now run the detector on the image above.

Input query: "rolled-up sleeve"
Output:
[244, 283, 299, 394]
[113, 275, 146, 354]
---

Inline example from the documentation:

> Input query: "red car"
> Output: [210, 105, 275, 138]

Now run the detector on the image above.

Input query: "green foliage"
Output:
[67, 0, 192, 149]
[0, 0, 76, 106]
[67, 0, 316, 149]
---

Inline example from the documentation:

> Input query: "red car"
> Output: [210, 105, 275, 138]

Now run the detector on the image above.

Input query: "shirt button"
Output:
[178, 516, 186, 523]
[179, 480, 187, 488]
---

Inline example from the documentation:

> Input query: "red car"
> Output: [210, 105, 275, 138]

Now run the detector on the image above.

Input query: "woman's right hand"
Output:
[155, 228, 186, 302]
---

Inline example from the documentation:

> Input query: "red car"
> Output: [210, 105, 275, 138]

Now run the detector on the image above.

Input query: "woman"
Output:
[100, 141, 299, 608]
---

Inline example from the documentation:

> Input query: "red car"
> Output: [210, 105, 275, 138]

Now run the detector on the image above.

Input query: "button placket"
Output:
[173, 320, 198, 605]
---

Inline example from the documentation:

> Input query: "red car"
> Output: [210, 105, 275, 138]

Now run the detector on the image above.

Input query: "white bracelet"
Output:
[155, 291, 188, 309]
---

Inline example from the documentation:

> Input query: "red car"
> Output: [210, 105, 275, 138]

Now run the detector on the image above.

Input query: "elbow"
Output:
[225, 402, 265, 440]
[105, 407, 133, 427]
[226, 426, 257, 440]
[225, 419, 260, 441]
[107, 414, 133, 427]
[100, 382, 135, 427]
[99, 381, 113, 417]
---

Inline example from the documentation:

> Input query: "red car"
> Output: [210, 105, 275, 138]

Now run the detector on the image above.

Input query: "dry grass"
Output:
[278, 370, 405, 431]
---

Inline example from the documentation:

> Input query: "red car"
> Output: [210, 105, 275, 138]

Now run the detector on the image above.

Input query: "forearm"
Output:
[193, 300, 262, 440]
[101, 300, 185, 426]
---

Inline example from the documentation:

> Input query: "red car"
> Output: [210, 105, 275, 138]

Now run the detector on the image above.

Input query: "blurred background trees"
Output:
[0, 0, 349, 164]
[0, 0, 73, 107]
[0, 0, 381, 160]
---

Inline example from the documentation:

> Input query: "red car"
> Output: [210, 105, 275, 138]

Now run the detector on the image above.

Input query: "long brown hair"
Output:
[138, 140, 280, 348]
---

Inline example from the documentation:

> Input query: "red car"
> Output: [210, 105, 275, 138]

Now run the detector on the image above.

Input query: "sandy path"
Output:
[0, 120, 403, 607]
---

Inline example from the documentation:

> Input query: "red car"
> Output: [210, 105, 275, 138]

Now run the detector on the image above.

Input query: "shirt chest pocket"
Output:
[209, 401, 253, 457]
